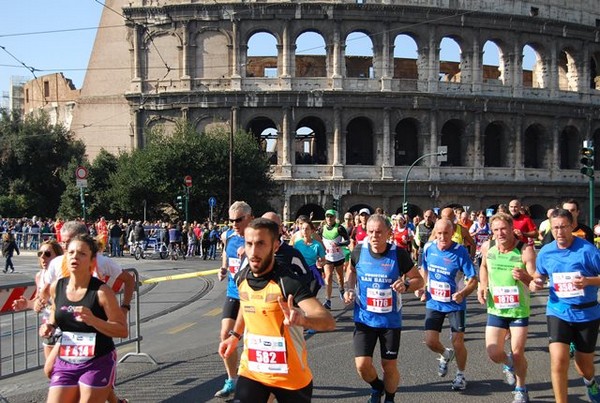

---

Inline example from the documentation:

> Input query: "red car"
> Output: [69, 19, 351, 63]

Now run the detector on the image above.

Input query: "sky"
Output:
[0, 1, 535, 106]
[0, 1, 103, 101]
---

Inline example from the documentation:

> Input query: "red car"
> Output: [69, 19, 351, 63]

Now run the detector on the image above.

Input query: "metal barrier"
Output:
[0, 268, 155, 380]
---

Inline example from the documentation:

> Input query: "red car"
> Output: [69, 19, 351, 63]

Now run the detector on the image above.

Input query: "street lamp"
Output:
[402, 146, 447, 213]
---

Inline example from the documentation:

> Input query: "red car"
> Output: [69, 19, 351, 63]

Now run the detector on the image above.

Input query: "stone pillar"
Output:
[231, 106, 239, 133]
[181, 22, 191, 89]
[381, 108, 393, 179]
[133, 108, 144, 149]
[416, 46, 429, 91]
[470, 38, 482, 92]
[332, 106, 344, 178]
[512, 42, 523, 97]
[281, 107, 292, 178]
[131, 24, 143, 92]
[380, 28, 392, 91]
[461, 50, 473, 84]
[427, 30, 439, 92]
[551, 118, 560, 180]
[473, 112, 483, 180]
[549, 45, 558, 97]
[429, 110, 440, 180]
[231, 21, 242, 90]
[514, 114, 524, 180]
[332, 23, 343, 90]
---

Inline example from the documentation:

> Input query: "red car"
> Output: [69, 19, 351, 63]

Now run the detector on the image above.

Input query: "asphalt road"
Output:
[0, 253, 598, 402]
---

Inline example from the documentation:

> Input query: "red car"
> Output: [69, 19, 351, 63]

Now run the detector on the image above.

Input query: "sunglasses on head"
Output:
[37, 250, 52, 258]
[229, 216, 246, 224]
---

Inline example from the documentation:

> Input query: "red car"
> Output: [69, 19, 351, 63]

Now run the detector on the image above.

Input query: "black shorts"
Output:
[222, 297, 240, 320]
[547, 315, 600, 354]
[425, 309, 466, 333]
[234, 375, 312, 403]
[324, 258, 345, 267]
[353, 322, 401, 360]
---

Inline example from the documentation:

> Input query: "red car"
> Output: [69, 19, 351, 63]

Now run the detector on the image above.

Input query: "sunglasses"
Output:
[229, 216, 246, 224]
[37, 250, 53, 258]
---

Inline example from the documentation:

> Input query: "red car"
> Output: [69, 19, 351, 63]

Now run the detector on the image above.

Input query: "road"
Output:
[0, 253, 597, 402]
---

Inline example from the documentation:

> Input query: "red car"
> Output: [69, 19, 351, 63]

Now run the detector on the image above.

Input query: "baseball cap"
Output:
[359, 208, 370, 215]
[391, 214, 397, 220]
[325, 209, 337, 217]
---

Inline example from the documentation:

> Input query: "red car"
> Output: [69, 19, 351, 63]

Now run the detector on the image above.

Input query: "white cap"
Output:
[359, 208, 370, 215]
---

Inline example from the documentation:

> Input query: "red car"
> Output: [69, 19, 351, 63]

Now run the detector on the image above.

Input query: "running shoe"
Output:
[569, 342, 576, 358]
[438, 348, 455, 377]
[587, 380, 600, 403]
[451, 373, 467, 391]
[367, 388, 383, 403]
[503, 364, 516, 386]
[214, 378, 235, 398]
[305, 328, 317, 335]
[323, 299, 332, 310]
[512, 389, 529, 403]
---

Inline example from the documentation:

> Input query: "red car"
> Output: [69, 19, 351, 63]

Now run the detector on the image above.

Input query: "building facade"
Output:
[72, 0, 600, 222]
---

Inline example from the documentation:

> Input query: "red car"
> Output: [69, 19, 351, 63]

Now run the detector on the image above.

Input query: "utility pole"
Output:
[403, 147, 447, 214]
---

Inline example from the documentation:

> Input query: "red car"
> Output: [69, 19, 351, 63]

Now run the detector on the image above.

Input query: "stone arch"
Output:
[440, 119, 465, 167]
[524, 123, 546, 169]
[143, 31, 182, 82]
[295, 204, 325, 221]
[558, 47, 578, 92]
[394, 118, 419, 166]
[246, 116, 279, 164]
[295, 31, 327, 78]
[482, 40, 504, 84]
[295, 117, 327, 165]
[522, 43, 546, 88]
[393, 34, 418, 79]
[193, 114, 228, 134]
[246, 31, 279, 78]
[439, 36, 462, 82]
[346, 117, 374, 165]
[483, 121, 508, 167]
[591, 52, 600, 90]
[559, 125, 580, 170]
[193, 30, 230, 79]
[345, 31, 374, 78]
[145, 116, 178, 146]
[347, 203, 374, 215]
[394, 203, 422, 219]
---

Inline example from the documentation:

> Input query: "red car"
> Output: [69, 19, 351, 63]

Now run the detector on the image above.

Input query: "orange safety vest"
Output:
[237, 278, 312, 390]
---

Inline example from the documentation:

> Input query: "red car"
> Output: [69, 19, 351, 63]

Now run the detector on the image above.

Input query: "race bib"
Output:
[492, 286, 520, 309]
[366, 287, 393, 313]
[59, 332, 96, 364]
[228, 257, 241, 275]
[429, 280, 451, 302]
[552, 272, 584, 298]
[246, 334, 288, 374]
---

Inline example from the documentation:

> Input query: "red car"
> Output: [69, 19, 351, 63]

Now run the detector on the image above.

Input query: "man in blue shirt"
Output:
[531, 208, 600, 403]
[421, 218, 478, 391]
[344, 214, 423, 403]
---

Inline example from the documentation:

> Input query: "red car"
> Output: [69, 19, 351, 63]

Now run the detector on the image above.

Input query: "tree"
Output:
[106, 120, 274, 221]
[0, 109, 86, 218]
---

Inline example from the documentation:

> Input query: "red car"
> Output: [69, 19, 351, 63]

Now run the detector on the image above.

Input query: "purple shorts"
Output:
[49, 350, 117, 389]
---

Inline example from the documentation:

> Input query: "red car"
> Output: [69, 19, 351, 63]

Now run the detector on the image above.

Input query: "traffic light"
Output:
[580, 144, 594, 178]
[176, 195, 184, 210]
[402, 202, 408, 215]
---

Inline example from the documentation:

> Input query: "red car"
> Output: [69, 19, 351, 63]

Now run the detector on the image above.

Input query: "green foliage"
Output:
[0, 109, 86, 218]
[106, 120, 274, 221]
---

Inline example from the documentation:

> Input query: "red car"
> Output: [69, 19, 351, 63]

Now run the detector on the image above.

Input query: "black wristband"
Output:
[121, 304, 131, 311]
[228, 330, 242, 340]
[403, 278, 411, 292]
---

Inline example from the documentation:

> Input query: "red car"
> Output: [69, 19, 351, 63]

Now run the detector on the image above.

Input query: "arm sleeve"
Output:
[396, 248, 415, 275]
[350, 244, 363, 267]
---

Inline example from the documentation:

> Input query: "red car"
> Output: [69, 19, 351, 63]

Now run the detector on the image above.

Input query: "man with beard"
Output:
[219, 218, 335, 403]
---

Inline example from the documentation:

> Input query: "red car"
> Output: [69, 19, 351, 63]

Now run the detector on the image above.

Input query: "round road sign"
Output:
[75, 166, 88, 179]
[184, 175, 192, 187]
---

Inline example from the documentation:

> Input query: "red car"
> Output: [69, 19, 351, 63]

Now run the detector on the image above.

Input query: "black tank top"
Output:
[54, 276, 115, 358]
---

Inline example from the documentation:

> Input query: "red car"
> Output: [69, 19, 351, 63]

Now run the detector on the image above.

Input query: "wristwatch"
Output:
[121, 303, 131, 311]
[228, 330, 242, 340]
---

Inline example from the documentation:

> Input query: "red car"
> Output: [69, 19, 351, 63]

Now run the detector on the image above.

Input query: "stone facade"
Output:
[22, 73, 80, 128]
[72, 0, 600, 222]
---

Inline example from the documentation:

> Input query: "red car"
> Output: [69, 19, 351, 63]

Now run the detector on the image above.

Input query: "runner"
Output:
[215, 201, 253, 398]
[218, 218, 335, 403]
[477, 213, 536, 402]
[318, 209, 350, 310]
[469, 211, 492, 268]
[344, 214, 423, 403]
[351, 208, 370, 248]
[420, 218, 478, 391]
[530, 208, 600, 403]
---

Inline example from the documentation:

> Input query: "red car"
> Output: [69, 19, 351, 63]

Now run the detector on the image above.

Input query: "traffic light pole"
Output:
[403, 150, 446, 213]
[185, 186, 189, 223]
[580, 141, 595, 227]
[589, 176, 594, 228]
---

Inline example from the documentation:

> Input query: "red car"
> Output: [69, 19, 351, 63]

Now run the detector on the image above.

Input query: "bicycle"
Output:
[131, 241, 145, 260]
[146, 237, 168, 259]
[168, 242, 186, 260]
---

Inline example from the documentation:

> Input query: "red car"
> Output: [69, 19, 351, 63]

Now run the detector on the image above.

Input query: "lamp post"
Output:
[403, 147, 447, 213]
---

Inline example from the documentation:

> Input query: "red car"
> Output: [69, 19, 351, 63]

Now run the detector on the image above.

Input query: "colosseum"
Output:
[71, 0, 600, 222]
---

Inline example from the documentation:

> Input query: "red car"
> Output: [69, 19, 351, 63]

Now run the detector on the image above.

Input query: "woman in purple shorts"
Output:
[40, 234, 128, 403]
